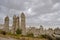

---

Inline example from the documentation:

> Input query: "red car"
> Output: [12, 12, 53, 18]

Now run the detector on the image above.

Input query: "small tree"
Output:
[1, 31, 6, 35]
[16, 28, 22, 34]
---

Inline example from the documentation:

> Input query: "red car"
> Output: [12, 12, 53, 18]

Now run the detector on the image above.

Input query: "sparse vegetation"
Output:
[38, 34, 55, 40]
[0, 29, 54, 40]
[26, 33, 34, 37]
[0, 31, 6, 35]
[16, 28, 22, 34]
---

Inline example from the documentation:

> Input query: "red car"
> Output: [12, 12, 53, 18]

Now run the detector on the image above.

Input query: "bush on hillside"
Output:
[16, 28, 22, 34]
[1, 31, 6, 35]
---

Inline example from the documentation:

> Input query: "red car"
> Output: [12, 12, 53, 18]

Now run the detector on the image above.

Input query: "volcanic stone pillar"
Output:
[16, 16, 20, 30]
[12, 15, 17, 34]
[4, 16, 9, 33]
[21, 12, 26, 35]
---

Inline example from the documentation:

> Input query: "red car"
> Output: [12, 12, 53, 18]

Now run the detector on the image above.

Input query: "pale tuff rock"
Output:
[8, 12, 26, 35]
[4, 16, 9, 33]
[12, 15, 17, 34]
[21, 12, 26, 35]
[0, 12, 60, 37]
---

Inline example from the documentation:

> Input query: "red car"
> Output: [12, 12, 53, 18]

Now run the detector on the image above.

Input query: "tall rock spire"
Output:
[12, 15, 17, 34]
[4, 16, 9, 32]
[21, 12, 26, 35]
[16, 16, 20, 29]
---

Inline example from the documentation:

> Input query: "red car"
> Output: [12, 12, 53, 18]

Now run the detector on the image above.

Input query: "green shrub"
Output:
[16, 28, 22, 34]
[1, 31, 6, 35]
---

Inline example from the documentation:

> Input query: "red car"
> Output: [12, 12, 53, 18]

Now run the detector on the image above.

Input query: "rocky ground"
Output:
[0, 37, 17, 40]
[0, 37, 48, 40]
[0, 34, 48, 40]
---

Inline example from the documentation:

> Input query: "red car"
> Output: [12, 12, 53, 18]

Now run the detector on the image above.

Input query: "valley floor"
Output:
[0, 34, 48, 40]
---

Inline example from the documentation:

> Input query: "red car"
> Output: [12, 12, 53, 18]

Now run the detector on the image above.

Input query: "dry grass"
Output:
[0, 34, 48, 40]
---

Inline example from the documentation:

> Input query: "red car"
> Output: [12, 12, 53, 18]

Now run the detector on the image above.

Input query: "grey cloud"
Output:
[0, 0, 26, 10]
[52, 0, 60, 3]
[0, 0, 60, 28]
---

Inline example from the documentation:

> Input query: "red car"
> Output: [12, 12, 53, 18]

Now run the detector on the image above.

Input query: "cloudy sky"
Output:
[0, 0, 60, 28]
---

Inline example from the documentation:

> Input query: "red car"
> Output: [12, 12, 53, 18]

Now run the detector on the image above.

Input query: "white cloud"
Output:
[39, 13, 58, 21]
[52, 3, 60, 10]
[57, 18, 60, 21]
[24, 8, 36, 16]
